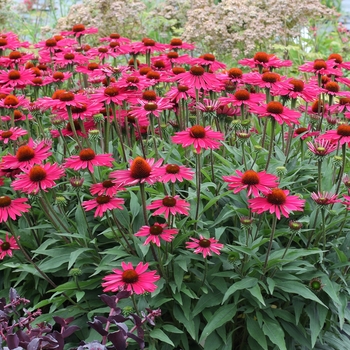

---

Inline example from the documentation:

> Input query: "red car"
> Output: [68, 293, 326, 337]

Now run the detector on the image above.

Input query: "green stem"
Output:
[265, 118, 276, 171]
[139, 182, 149, 225]
[194, 152, 202, 229]
[263, 215, 277, 272]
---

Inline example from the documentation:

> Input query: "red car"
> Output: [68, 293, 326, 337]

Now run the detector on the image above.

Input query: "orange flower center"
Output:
[110, 42, 120, 48]
[325, 81, 339, 92]
[8, 70, 20, 80]
[202, 53, 215, 61]
[79, 148, 96, 161]
[254, 52, 269, 63]
[96, 195, 110, 204]
[267, 188, 287, 205]
[154, 60, 165, 68]
[14, 110, 22, 119]
[295, 127, 308, 134]
[32, 77, 43, 85]
[313, 59, 327, 70]
[53, 72, 64, 80]
[143, 38, 156, 46]
[234, 89, 250, 100]
[38, 64, 48, 71]
[72, 24, 85, 32]
[102, 180, 114, 188]
[150, 224, 163, 235]
[98, 47, 108, 53]
[126, 76, 139, 83]
[110, 33, 120, 39]
[170, 38, 182, 46]
[146, 71, 160, 80]
[9, 51, 22, 60]
[66, 121, 81, 131]
[16, 145, 35, 161]
[290, 79, 304, 92]
[71, 104, 87, 114]
[31, 68, 41, 77]
[144, 102, 158, 111]
[190, 125, 206, 138]
[328, 53, 342, 64]
[64, 53, 75, 60]
[166, 164, 180, 174]
[139, 67, 151, 76]
[190, 66, 205, 76]
[339, 97, 350, 105]
[0, 38, 7, 46]
[172, 67, 186, 75]
[59, 92, 75, 101]
[122, 269, 139, 283]
[45, 39, 57, 47]
[241, 170, 260, 185]
[142, 90, 157, 101]
[0, 196, 11, 207]
[262, 72, 280, 83]
[4, 95, 19, 106]
[178, 84, 189, 92]
[130, 157, 151, 179]
[199, 239, 211, 248]
[228, 68, 242, 78]
[29, 165, 47, 182]
[337, 124, 350, 136]
[1, 242, 10, 250]
[1, 131, 13, 138]
[311, 100, 324, 113]
[162, 196, 176, 207]
[88, 63, 99, 70]
[167, 51, 178, 59]
[104, 87, 119, 96]
[266, 101, 284, 114]
[52, 89, 67, 99]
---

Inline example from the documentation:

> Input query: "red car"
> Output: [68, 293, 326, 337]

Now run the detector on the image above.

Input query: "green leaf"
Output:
[247, 284, 266, 306]
[193, 292, 222, 317]
[75, 291, 85, 302]
[247, 317, 268, 350]
[276, 281, 327, 308]
[305, 303, 328, 348]
[199, 304, 236, 343]
[150, 328, 174, 346]
[262, 317, 287, 350]
[129, 191, 141, 223]
[162, 325, 183, 334]
[222, 277, 258, 303]
[68, 248, 92, 269]
[266, 277, 275, 294]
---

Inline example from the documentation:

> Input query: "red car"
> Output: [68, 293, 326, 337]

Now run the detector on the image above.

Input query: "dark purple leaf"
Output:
[115, 323, 128, 334]
[50, 331, 64, 350]
[129, 314, 144, 338]
[9, 288, 19, 303]
[62, 325, 80, 338]
[27, 338, 41, 350]
[127, 333, 145, 350]
[95, 316, 108, 324]
[87, 318, 108, 336]
[7, 334, 20, 349]
[107, 331, 126, 350]
[116, 291, 131, 300]
[99, 295, 116, 309]
[53, 317, 65, 327]
[109, 315, 128, 323]
[16, 329, 30, 343]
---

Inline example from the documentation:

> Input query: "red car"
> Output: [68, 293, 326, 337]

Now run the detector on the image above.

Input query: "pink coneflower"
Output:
[11, 163, 65, 194]
[165, 38, 195, 51]
[185, 235, 224, 258]
[248, 188, 305, 219]
[271, 78, 320, 102]
[147, 195, 190, 219]
[191, 53, 226, 72]
[47, 91, 89, 110]
[292, 126, 319, 140]
[0, 127, 27, 144]
[0, 33, 22, 51]
[57, 101, 103, 121]
[0, 68, 35, 89]
[90, 179, 124, 197]
[129, 38, 167, 55]
[175, 65, 223, 91]
[75, 62, 104, 77]
[0, 52, 35, 69]
[1, 139, 52, 170]
[342, 195, 350, 209]
[129, 98, 173, 120]
[242, 71, 289, 90]
[165, 84, 197, 103]
[102, 261, 160, 294]
[99, 33, 131, 44]
[219, 89, 265, 108]
[46, 71, 72, 84]
[318, 124, 350, 146]
[0, 94, 29, 109]
[223, 170, 279, 197]
[116, 74, 150, 91]
[329, 95, 350, 114]
[0, 234, 19, 260]
[110, 157, 163, 186]
[60, 24, 98, 38]
[172, 125, 224, 153]
[0, 195, 30, 223]
[311, 192, 340, 206]
[250, 101, 301, 126]
[151, 164, 194, 183]
[54, 50, 89, 68]
[64, 148, 114, 173]
[82, 195, 124, 217]
[299, 59, 341, 76]
[239, 52, 292, 69]
[195, 99, 221, 114]
[135, 223, 178, 247]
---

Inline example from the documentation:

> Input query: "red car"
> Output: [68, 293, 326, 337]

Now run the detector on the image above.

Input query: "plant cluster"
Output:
[0, 25, 349, 350]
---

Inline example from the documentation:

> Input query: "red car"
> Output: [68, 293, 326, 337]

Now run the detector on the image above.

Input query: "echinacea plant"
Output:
[0, 22, 350, 350]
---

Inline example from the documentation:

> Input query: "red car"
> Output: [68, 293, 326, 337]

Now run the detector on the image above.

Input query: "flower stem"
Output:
[263, 215, 277, 272]
[139, 182, 149, 225]
[194, 152, 202, 229]
[265, 118, 276, 171]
